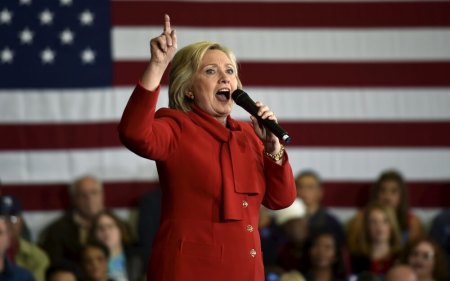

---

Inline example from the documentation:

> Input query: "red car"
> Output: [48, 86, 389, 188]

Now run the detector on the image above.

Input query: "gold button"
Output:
[242, 200, 248, 208]
[250, 249, 256, 257]
[246, 225, 254, 232]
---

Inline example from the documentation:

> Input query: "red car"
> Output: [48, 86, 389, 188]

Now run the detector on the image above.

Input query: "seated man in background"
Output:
[0, 195, 49, 281]
[39, 175, 105, 264]
[0, 215, 35, 281]
[295, 170, 344, 245]
[273, 198, 308, 272]
[429, 208, 450, 267]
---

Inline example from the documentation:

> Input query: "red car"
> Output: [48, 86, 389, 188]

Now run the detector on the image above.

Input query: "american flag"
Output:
[1, 1, 450, 216]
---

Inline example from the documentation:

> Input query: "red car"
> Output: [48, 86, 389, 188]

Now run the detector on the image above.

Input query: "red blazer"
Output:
[118, 83, 296, 281]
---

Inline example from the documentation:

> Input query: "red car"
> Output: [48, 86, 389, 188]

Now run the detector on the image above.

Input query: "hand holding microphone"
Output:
[232, 89, 292, 144]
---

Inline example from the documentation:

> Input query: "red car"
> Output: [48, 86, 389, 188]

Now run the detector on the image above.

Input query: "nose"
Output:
[219, 70, 230, 84]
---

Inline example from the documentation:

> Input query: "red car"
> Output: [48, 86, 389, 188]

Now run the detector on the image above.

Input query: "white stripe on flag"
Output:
[2, 87, 450, 123]
[1, 148, 449, 183]
[113, 27, 450, 61]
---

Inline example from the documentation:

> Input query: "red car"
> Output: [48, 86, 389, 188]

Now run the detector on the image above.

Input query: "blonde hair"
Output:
[279, 271, 306, 281]
[168, 41, 242, 112]
[350, 202, 402, 256]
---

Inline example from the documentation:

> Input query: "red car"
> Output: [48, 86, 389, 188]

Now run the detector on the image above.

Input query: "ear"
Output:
[185, 90, 194, 100]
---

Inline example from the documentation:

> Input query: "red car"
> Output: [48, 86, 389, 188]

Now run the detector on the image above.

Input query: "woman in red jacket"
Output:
[118, 15, 297, 281]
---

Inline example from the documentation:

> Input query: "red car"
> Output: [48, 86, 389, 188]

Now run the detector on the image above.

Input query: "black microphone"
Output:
[232, 89, 292, 143]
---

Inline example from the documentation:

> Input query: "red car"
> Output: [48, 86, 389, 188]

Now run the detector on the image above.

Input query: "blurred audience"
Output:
[45, 261, 81, 281]
[347, 170, 423, 246]
[39, 175, 105, 264]
[401, 238, 450, 281]
[301, 231, 347, 281]
[429, 209, 450, 267]
[279, 270, 306, 281]
[88, 210, 144, 281]
[273, 198, 308, 271]
[348, 203, 402, 277]
[135, 188, 161, 265]
[385, 265, 417, 281]
[0, 215, 35, 281]
[80, 241, 112, 281]
[1, 195, 50, 281]
[295, 170, 344, 245]
[259, 206, 284, 277]
[355, 271, 381, 281]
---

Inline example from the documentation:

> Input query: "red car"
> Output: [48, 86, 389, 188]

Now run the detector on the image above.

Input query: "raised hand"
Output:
[141, 14, 178, 91]
[150, 14, 178, 65]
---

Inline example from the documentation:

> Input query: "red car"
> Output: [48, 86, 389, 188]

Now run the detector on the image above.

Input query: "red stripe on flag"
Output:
[2, 121, 450, 150]
[321, 181, 450, 208]
[0, 123, 121, 150]
[113, 61, 450, 87]
[283, 121, 450, 148]
[111, 1, 450, 27]
[1, 182, 160, 211]
[2, 181, 449, 210]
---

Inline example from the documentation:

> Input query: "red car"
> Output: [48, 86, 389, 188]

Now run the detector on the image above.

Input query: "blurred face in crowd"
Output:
[368, 208, 391, 243]
[283, 218, 308, 246]
[95, 214, 122, 252]
[296, 175, 322, 207]
[48, 271, 77, 281]
[408, 241, 435, 279]
[258, 206, 271, 228]
[189, 49, 238, 122]
[377, 180, 401, 209]
[81, 246, 108, 281]
[73, 177, 104, 219]
[310, 234, 336, 270]
[8, 215, 24, 239]
[0, 218, 10, 256]
[385, 265, 417, 281]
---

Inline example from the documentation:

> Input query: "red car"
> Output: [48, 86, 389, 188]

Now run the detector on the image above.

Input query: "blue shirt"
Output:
[0, 257, 35, 281]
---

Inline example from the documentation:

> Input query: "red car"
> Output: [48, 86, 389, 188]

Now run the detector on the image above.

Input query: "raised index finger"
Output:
[164, 14, 171, 33]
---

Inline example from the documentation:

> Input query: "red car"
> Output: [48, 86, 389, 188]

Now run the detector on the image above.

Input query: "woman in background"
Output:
[401, 238, 450, 281]
[88, 210, 144, 281]
[301, 231, 347, 281]
[347, 170, 423, 246]
[348, 203, 402, 277]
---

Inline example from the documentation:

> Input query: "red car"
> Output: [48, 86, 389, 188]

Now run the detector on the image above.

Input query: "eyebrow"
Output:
[202, 63, 235, 68]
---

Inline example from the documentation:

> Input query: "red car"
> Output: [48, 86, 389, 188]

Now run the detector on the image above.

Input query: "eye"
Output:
[226, 68, 234, 74]
[205, 68, 215, 75]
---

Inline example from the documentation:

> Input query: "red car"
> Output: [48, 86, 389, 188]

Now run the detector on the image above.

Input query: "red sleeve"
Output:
[117, 83, 181, 160]
[262, 152, 297, 210]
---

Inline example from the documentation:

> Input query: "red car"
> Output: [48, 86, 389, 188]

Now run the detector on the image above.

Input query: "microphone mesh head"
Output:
[231, 89, 246, 104]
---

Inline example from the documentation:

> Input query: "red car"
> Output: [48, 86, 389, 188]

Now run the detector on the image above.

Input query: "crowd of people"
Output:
[1, 170, 449, 281]
[260, 169, 450, 281]
[0, 175, 149, 281]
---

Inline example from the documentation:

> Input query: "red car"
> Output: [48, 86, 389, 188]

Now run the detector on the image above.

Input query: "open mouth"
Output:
[216, 89, 231, 102]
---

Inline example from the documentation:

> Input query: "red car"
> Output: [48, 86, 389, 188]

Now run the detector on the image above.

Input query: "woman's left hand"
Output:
[250, 101, 282, 157]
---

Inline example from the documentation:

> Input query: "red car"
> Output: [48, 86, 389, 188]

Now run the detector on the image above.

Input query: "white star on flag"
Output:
[1, 47, 14, 63]
[0, 8, 13, 25]
[41, 47, 56, 64]
[19, 0, 32, 5]
[39, 9, 54, 25]
[60, 29, 74, 45]
[60, 0, 73, 6]
[81, 47, 95, 64]
[79, 10, 94, 26]
[19, 28, 34, 44]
